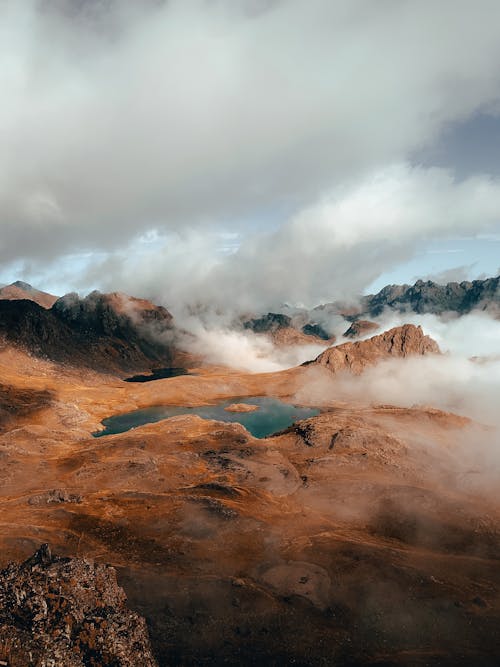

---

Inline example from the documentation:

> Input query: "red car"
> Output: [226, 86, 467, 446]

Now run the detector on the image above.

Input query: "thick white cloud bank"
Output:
[2, 0, 500, 308]
[87, 164, 500, 312]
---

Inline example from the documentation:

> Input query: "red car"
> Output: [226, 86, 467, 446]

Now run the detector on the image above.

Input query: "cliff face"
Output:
[0, 291, 178, 374]
[310, 324, 439, 374]
[0, 544, 157, 667]
[307, 275, 500, 326]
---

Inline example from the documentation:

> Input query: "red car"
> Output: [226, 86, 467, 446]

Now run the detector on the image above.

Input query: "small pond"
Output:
[124, 367, 191, 383]
[93, 396, 319, 439]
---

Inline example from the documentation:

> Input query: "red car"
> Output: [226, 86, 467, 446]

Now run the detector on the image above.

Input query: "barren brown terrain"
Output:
[0, 324, 499, 666]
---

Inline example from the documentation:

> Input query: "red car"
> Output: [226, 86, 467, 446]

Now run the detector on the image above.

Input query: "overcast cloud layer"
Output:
[2, 0, 500, 307]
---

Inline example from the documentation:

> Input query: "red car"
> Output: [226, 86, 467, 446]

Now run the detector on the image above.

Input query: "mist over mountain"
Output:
[361, 274, 500, 318]
[224, 275, 500, 354]
[0, 288, 178, 373]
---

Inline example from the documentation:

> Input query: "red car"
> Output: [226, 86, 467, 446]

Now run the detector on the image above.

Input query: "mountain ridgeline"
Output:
[0, 289, 178, 373]
[243, 276, 500, 343]
[358, 275, 500, 318]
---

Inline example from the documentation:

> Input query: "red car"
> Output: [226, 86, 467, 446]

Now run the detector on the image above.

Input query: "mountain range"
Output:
[245, 274, 500, 342]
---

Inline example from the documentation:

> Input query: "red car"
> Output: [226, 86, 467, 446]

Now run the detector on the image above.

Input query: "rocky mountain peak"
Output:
[310, 324, 439, 374]
[0, 282, 58, 309]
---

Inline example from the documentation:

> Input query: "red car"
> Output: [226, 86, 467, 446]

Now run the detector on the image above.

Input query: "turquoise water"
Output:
[93, 396, 319, 439]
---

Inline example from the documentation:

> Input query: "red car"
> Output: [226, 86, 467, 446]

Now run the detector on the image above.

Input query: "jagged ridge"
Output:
[309, 324, 439, 374]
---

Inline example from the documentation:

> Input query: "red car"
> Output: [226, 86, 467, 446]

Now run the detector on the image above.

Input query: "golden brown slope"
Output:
[0, 280, 58, 308]
[0, 341, 499, 665]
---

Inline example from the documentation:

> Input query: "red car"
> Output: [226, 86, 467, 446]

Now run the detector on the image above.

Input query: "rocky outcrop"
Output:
[243, 313, 333, 346]
[0, 544, 158, 666]
[301, 323, 331, 341]
[342, 319, 379, 339]
[0, 291, 178, 374]
[243, 312, 292, 334]
[309, 324, 439, 374]
[0, 281, 58, 309]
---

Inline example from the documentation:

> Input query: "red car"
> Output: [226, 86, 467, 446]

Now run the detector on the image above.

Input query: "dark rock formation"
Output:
[0, 291, 178, 373]
[363, 275, 500, 317]
[243, 313, 333, 346]
[301, 323, 331, 340]
[0, 545, 158, 667]
[243, 312, 292, 333]
[309, 324, 439, 374]
[342, 319, 379, 339]
[309, 275, 500, 323]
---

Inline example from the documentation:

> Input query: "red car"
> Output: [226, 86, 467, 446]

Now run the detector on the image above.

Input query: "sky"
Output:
[1, 0, 500, 311]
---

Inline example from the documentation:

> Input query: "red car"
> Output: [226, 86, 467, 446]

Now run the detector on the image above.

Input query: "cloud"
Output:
[289, 311, 500, 500]
[294, 311, 500, 425]
[417, 264, 475, 284]
[82, 164, 500, 312]
[2, 0, 500, 293]
[180, 321, 327, 373]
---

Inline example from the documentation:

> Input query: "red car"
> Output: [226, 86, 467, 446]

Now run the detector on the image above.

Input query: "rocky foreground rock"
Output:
[0, 544, 158, 667]
[310, 323, 439, 374]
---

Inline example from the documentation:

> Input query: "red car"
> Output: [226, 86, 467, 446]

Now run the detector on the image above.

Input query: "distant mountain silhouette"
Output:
[309, 275, 500, 329]
[362, 275, 500, 316]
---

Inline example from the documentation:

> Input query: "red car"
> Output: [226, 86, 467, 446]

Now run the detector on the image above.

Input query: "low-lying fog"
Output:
[179, 309, 500, 430]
